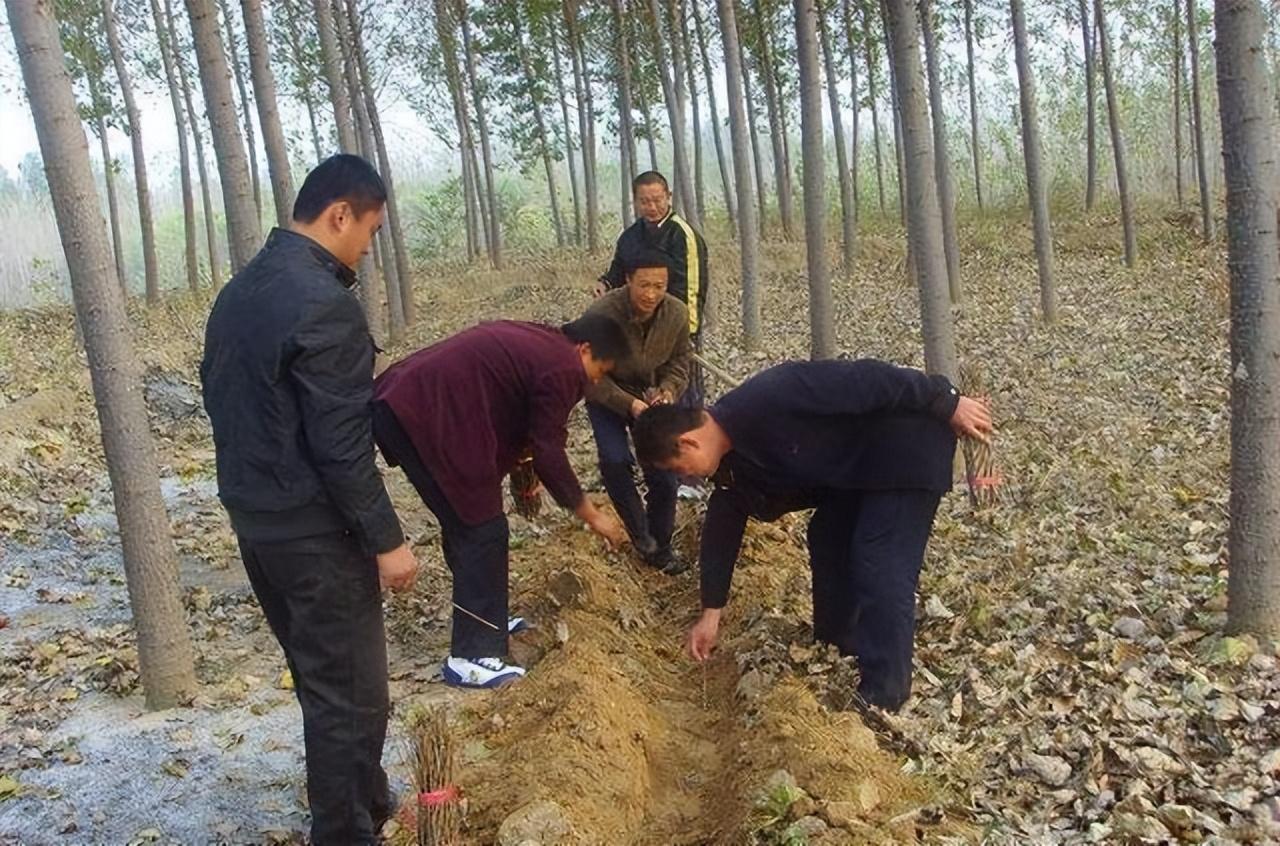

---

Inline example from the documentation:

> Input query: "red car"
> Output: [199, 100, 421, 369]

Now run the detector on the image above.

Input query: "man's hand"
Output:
[688, 608, 722, 661]
[630, 398, 649, 419]
[592, 280, 608, 299]
[644, 387, 673, 406]
[950, 395, 993, 443]
[576, 499, 626, 549]
[377, 543, 419, 592]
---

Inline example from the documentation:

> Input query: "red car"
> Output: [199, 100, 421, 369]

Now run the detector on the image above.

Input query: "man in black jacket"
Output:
[633, 360, 992, 711]
[201, 154, 418, 845]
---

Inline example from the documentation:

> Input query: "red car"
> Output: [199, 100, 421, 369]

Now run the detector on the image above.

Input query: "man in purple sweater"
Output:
[373, 315, 628, 687]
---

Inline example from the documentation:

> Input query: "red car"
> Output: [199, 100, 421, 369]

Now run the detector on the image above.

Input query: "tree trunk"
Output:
[611, 0, 637, 226]
[880, 0, 908, 226]
[7, 0, 197, 709]
[693, 0, 738, 231]
[635, 62, 660, 170]
[840, 0, 861, 220]
[514, 6, 565, 247]
[884, 0, 958, 379]
[1010, 0, 1057, 323]
[862, 2, 887, 213]
[818, 0, 857, 275]
[647, 0, 698, 226]
[346, 0, 412, 329]
[103, 0, 161, 304]
[185, 0, 261, 272]
[1094, 0, 1138, 267]
[680, 1, 707, 225]
[150, 0, 199, 291]
[550, 16, 583, 247]
[716, 0, 761, 348]
[920, 0, 961, 302]
[170, 0, 222, 282]
[738, 25, 770, 238]
[279, 0, 325, 161]
[90, 95, 128, 291]
[1079, 0, 1098, 211]
[1217, 0, 1280, 641]
[751, 0, 796, 239]
[217, 0, 262, 224]
[963, 0, 984, 210]
[240, 0, 294, 228]
[1188, 0, 1215, 239]
[313, 0, 356, 152]
[460, 1, 502, 268]
[795, 0, 834, 359]
[1173, 0, 1185, 206]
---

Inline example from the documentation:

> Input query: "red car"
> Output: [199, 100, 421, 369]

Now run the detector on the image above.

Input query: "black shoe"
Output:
[646, 547, 689, 576]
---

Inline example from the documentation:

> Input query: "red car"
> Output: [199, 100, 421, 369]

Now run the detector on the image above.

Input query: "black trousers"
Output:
[586, 402, 678, 554]
[806, 489, 942, 711]
[372, 401, 509, 659]
[237, 532, 391, 846]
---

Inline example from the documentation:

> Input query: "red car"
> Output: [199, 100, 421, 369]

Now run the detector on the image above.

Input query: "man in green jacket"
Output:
[584, 252, 692, 574]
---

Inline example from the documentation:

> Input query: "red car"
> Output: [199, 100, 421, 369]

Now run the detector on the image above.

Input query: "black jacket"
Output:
[698, 359, 960, 608]
[600, 211, 709, 335]
[200, 228, 403, 554]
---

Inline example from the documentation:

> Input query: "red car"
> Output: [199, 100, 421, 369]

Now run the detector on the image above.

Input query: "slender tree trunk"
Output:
[680, 1, 707, 225]
[738, 28, 770, 238]
[921, 0, 961, 302]
[280, 0, 325, 160]
[90, 96, 128, 291]
[635, 62, 660, 170]
[151, 0, 199, 291]
[795, 0, 834, 358]
[841, 0, 861, 220]
[693, 0, 738, 231]
[963, 0, 984, 209]
[240, 0, 294, 228]
[880, 0, 908, 226]
[716, 0, 761, 348]
[514, 7, 565, 247]
[171, 0, 222, 282]
[818, 0, 857, 275]
[1079, 0, 1098, 211]
[103, 0, 161, 304]
[460, 3, 502, 269]
[862, 3, 887, 213]
[550, 17, 583, 246]
[751, 0, 796, 239]
[313, 0, 356, 152]
[185, 0, 261, 272]
[1094, 0, 1138, 267]
[7, 0, 197, 709]
[1173, 0, 1185, 206]
[346, 0, 412, 328]
[562, 1, 601, 251]
[217, 0, 262, 223]
[647, 0, 698, 226]
[612, 0, 636, 226]
[1189, 0, 1215, 239]
[1011, 0, 1057, 323]
[1217, 0, 1280, 641]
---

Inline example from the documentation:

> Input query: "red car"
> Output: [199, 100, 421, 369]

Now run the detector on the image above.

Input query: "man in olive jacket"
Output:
[584, 252, 692, 573]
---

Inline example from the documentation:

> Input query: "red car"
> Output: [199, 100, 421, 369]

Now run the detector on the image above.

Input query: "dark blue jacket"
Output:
[699, 359, 959, 608]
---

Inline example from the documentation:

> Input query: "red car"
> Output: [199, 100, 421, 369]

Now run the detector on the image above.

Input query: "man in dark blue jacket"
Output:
[201, 155, 417, 845]
[633, 359, 992, 711]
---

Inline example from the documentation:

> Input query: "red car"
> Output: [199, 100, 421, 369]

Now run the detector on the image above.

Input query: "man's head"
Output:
[632, 171, 672, 224]
[624, 253, 670, 319]
[291, 154, 387, 269]
[561, 313, 629, 383]
[633, 405, 725, 477]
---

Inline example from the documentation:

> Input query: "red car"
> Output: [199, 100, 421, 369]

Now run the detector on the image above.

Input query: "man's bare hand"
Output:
[950, 395, 993, 443]
[630, 398, 649, 419]
[576, 500, 626, 549]
[644, 387, 673, 406]
[688, 608, 721, 661]
[377, 543, 419, 592]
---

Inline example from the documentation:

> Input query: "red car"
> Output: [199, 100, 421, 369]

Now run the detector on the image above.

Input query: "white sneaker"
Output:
[677, 484, 707, 501]
[442, 656, 526, 689]
[508, 616, 528, 633]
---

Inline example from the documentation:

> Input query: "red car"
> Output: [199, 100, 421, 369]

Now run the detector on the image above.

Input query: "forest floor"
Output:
[0, 208, 1277, 845]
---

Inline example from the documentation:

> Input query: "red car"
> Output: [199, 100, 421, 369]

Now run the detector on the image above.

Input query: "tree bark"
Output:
[1079, 0, 1098, 211]
[647, 0, 697, 226]
[1010, 0, 1057, 323]
[840, 0, 861, 220]
[693, 0, 738, 231]
[103, 0, 161, 304]
[611, 0, 637, 226]
[680, 3, 707, 225]
[1094, 0, 1138, 267]
[150, 0, 199, 291]
[737, 22, 770, 238]
[561, 2, 600, 251]
[751, 0, 796, 239]
[962, 0, 984, 210]
[279, 0, 325, 161]
[313, 0, 356, 152]
[920, 0, 961, 302]
[7, 0, 197, 709]
[460, 1, 503, 268]
[862, 2, 887, 213]
[513, 6, 566, 247]
[549, 16, 583, 246]
[432, 0, 480, 261]
[216, 0, 262, 224]
[795, 0, 834, 358]
[185, 0, 261, 272]
[716, 0, 761, 348]
[634, 59, 660, 171]
[170, 0, 222, 281]
[240, 0, 294, 228]
[1217, 0, 1280, 641]
[89, 90, 128, 292]
[1173, 0, 1185, 207]
[1188, 0, 1215, 239]
[818, 0, 857, 275]
[880, 0, 908, 227]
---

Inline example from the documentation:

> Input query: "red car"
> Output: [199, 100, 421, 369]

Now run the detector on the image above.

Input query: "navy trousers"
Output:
[806, 489, 942, 711]
[587, 402, 678, 554]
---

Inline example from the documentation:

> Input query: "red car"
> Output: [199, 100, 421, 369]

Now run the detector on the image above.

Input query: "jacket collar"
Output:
[266, 227, 359, 289]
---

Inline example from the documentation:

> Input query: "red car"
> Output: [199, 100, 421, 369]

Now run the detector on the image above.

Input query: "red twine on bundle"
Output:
[419, 785, 460, 807]
[968, 474, 1004, 489]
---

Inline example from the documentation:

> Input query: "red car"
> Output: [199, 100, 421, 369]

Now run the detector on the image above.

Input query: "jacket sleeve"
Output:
[668, 218, 705, 336]
[655, 301, 692, 401]
[528, 368, 587, 511]
[769, 359, 960, 422]
[585, 374, 640, 418]
[290, 293, 404, 555]
[599, 237, 626, 290]
[699, 487, 750, 609]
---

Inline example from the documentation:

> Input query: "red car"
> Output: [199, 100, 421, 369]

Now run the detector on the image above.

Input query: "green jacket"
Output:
[584, 288, 691, 417]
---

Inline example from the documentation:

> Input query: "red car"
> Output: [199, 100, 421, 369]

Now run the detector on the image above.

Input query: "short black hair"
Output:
[292, 154, 387, 223]
[632, 171, 670, 193]
[623, 250, 670, 277]
[561, 313, 629, 362]
[633, 404, 706, 467]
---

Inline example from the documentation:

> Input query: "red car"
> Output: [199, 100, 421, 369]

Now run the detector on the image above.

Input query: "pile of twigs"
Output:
[403, 706, 462, 845]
